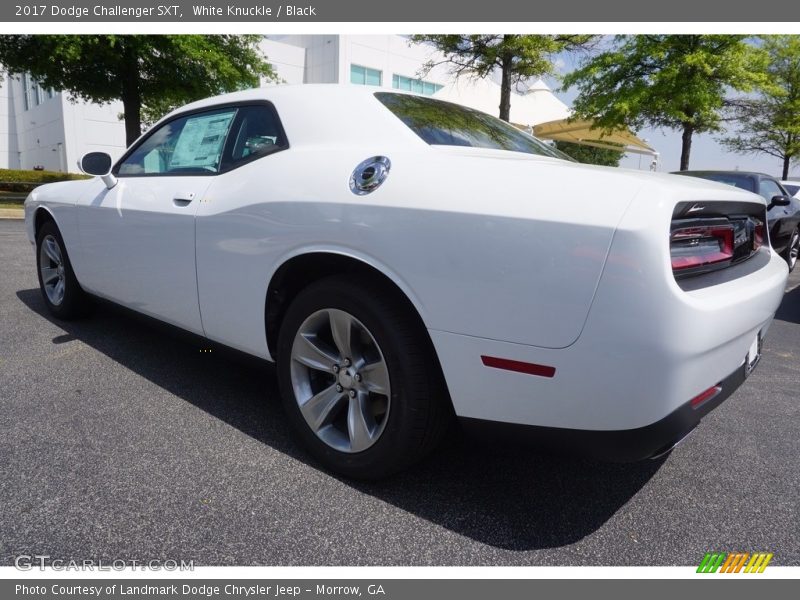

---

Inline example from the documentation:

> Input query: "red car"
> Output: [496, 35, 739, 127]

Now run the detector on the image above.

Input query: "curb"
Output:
[0, 209, 24, 220]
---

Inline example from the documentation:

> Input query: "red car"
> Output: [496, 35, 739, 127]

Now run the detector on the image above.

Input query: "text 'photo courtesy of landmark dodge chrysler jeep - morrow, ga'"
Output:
[24, 85, 788, 479]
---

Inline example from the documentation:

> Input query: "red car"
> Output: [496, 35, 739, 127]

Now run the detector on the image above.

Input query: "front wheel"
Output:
[782, 227, 800, 273]
[276, 274, 450, 479]
[35, 220, 87, 319]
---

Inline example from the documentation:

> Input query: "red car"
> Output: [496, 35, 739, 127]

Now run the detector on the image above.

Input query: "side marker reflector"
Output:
[690, 385, 722, 409]
[480, 355, 556, 378]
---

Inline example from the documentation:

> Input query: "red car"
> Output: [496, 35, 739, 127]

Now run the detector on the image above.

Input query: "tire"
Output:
[276, 274, 450, 479]
[35, 220, 88, 319]
[782, 227, 800, 273]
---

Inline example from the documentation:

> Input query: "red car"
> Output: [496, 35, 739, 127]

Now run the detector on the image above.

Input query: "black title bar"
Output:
[3, 0, 800, 22]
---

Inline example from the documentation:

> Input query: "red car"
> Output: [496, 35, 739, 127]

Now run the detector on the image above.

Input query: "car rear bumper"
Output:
[430, 247, 787, 434]
[459, 360, 748, 462]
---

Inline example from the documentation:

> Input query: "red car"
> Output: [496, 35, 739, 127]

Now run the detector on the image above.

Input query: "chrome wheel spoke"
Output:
[328, 309, 354, 359]
[293, 333, 339, 372]
[347, 392, 374, 453]
[300, 384, 345, 431]
[44, 237, 61, 265]
[53, 279, 65, 303]
[41, 267, 59, 285]
[360, 360, 390, 395]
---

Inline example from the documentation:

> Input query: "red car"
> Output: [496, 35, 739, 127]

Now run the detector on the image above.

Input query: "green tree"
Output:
[562, 35, 768, 170]
[410, 34, 595, 122]
[0, 35, 275, 146]
[554, 141, 623, 166]
[721, 36, 800, 180]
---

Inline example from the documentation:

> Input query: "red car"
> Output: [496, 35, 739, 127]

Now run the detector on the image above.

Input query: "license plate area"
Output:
[744, 331, 763, 378]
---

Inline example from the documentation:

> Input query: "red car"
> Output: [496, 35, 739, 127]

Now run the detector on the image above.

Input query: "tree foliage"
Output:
[411, 34, 595, 122]
[554, 141, 623, 167]
[0, 35, 275, 145]
[562, 35, 768, 170]
[720, 35, 800, 180]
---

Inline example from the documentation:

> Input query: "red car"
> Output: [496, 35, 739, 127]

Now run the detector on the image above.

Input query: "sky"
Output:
[543, 41, 800, 180]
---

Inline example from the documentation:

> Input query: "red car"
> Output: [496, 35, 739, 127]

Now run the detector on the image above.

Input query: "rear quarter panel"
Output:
[195, 146, 642, 358]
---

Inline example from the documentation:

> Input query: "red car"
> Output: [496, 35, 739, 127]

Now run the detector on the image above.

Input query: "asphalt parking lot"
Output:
[0, 218, 798, 566]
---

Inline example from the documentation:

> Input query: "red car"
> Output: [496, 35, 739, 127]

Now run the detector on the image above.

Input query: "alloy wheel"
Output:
[289, 308, 391, 453]
[790, 230, 799, 271]
[39, 234, 66, 306]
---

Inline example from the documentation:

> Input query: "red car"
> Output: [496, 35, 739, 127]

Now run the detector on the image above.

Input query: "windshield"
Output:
[375, 92, 569, 160]
[784, 183, 799, 196]
[684, 172, 756, 193]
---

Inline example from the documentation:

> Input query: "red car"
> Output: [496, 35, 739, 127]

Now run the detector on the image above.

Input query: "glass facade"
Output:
[350, 64, 382, 87]
[392, 74, 443, 96]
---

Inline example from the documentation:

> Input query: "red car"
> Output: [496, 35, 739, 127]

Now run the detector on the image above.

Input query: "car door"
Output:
[759, 177, 792, 252]
[194, 102, 291, 355]
[76, 106, 238, 334]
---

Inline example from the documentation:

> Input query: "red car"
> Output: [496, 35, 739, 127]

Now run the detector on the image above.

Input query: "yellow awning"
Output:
[532, 119, 656, 156]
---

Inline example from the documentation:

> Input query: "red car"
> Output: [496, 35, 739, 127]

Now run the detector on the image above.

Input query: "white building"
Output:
[0, 35, 539, 173]
[261, 35, 451, 92]
[0, 73, 125, 172]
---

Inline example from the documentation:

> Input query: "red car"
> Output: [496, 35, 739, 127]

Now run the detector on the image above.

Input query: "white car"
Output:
[24, 86, 788, 478]
[781, 180, 800, 198]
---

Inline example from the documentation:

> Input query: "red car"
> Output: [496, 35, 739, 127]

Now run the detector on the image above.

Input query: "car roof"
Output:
[145, 85, 431, 152]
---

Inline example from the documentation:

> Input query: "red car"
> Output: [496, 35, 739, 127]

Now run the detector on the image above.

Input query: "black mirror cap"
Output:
[768, 195, 792, 209]
[79, 152, 113, 176]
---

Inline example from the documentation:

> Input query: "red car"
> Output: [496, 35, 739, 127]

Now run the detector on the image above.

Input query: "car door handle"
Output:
[173, 192, 195, 207]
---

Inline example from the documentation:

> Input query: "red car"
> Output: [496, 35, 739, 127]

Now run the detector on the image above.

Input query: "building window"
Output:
[350, 64, 382, 87]
[21, 73, 53, 110]
[392, 75, 443, 96]
[22, 73, 33, 110]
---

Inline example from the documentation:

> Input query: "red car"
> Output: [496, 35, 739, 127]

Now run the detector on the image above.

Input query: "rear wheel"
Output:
[35, 220, 87, 319]
[276, 274, 450, 479]
[782, 227, 800, 272]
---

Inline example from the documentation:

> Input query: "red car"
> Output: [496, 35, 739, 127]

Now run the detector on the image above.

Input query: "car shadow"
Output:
[775, 283, 800, 325]
[17, 288, 663, 551]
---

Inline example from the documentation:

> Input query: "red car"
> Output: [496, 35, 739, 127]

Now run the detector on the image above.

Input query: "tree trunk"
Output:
[679, 123, 694, 171]
[782, 154, 791, 180]
[498, 50, 512, 122]
[121, 86, 142, 147]
[120, 42, 142, 147]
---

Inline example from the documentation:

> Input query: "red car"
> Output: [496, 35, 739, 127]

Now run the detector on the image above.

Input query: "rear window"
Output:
[375, 92, 566, 159]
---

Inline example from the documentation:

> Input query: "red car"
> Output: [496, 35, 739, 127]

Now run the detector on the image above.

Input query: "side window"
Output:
[223, 105, 288, 170]
[758, 179, 783, 202]
[117, 108, 237, 176]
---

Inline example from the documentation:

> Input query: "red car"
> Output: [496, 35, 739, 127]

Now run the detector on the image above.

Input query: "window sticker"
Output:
[169, 111, 236, 171]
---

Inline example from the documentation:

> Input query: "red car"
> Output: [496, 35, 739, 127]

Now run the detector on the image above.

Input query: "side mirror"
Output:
[768, 195, 792, 210]
[78, 152, 117, 190]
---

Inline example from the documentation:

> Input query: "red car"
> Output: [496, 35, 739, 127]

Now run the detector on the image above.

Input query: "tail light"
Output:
[754, 222, 765, 251]
[671, 224, 734, 271]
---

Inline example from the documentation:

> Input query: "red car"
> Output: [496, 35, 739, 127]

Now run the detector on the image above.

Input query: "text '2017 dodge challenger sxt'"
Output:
[24, 86, 788, 478]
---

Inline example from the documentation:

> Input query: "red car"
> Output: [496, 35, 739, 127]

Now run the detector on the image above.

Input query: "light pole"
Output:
[638, 139, 650, 169]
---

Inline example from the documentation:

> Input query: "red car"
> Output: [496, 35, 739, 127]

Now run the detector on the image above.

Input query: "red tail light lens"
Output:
[754, 222, 765, 251]
[671, 225, 735, 271]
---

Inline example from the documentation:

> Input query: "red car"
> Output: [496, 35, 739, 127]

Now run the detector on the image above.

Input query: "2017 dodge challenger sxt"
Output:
[24, 86, 788, 478]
